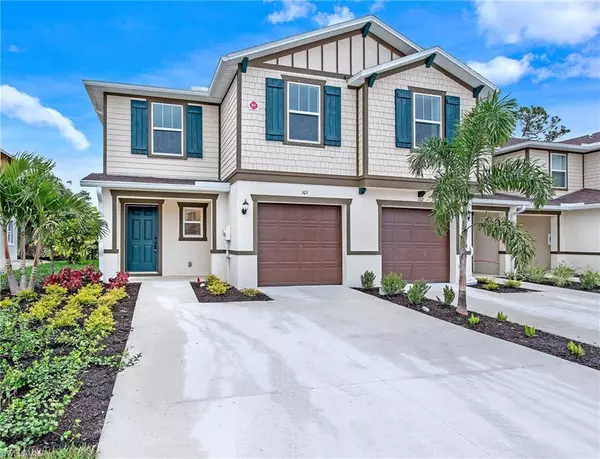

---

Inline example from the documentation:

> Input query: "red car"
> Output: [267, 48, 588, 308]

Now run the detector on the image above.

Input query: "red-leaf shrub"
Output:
[43, 265, 103, 292]
[108, 272, 129, 289]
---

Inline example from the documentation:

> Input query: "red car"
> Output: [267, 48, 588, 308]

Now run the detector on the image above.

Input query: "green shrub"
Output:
[240, 288, 260, 297]
[43, 285, 68, 297]
[567, 341, 585, 358]
[521, 265, 548, 284]
[0, 298, 17, 309]
[496, 311, 508, 322]
[482, 281, 500, 291]
[24, 295, 63, 321]
[406, 280, 431, 305]
[205, 274, 220, 286]
[103, 286, 127, 302]
[380, 272, 407, 296]
[84, 304, 115, 337]
[505, 271, 520, 281]
[580, 270, 600, 290]
[504, 279, 522, 289]
[467, 314, 480, 326]
[48, 299, 83, 328]
[551, 263, 576, 288]
[475, 277, 493, 285]
[360, 270, 376, 290]
[437, 285, 455, 305]
[524, 325, 536, 337]
[207, 281, 228, 295]
[14, 290, 39, 303]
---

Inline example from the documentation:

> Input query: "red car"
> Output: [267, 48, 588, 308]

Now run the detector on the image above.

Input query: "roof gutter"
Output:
[472, 198, 533, 207]
[80, 180, 231, 193]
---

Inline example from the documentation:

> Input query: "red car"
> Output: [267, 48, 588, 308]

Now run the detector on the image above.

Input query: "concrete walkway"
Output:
[429, 281, 600, 345]
[98, 280, 600, 458]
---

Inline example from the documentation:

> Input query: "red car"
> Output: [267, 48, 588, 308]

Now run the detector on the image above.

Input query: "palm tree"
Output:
[409, 92, 554, 315]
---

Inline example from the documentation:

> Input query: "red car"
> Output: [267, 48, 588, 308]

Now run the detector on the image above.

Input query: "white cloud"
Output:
[0, 85, 90, 151]
[8, 45, 21, 53]
[267, 0, 316, 24]
[535, 53, 600, 80]
[314, 5, 355, 26]
[370, 0, 386, 13]
[474, 0, 600, 45]
[468, 54, 534, 85]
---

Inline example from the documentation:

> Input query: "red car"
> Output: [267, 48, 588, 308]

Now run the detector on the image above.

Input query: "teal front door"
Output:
[126, 206, 158, 272]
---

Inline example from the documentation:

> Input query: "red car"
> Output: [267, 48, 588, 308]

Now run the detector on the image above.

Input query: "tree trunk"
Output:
[455, 211, 469, 316]
[50, 247, 55, 274]
[27, 241, 43, 291]
[19, 230, 27, 290]
[2, 227, 19, 295]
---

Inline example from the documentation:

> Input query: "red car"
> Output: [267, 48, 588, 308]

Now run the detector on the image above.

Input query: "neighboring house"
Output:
[81, 15, 505, 287]
[471, 133, 600, 275]
[0, 149, 18, 269]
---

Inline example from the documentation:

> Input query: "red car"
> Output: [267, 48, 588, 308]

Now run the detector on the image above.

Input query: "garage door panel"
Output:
[382, 208, 449, 282]
[258, 203, 342, 286]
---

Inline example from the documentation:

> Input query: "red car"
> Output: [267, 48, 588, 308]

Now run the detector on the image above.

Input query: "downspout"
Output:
[96, 187, 105, 279]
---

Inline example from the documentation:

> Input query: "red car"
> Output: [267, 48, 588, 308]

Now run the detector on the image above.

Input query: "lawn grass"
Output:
[1, 260, 99, 291]
[4, 446, 96, 458]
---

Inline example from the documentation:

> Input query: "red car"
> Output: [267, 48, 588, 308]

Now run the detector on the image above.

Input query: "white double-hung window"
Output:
[414, 93, 442, 145]
[550, 153, 567, 188]
[287, 82, 320, 144]
[152, 103, 183, 155]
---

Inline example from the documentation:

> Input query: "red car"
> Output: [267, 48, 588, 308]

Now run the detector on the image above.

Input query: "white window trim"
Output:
[550, 153, 568, 189]
[413, 93, 442, 146]
[183, 207, 204, 238]
[286, 81, 321, 145]
[6, 221, 15, 246]
[151, 102, 184, 157]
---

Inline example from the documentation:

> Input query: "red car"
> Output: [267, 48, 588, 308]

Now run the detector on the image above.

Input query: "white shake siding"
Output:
[241, 67, 356, 176]
[367, 66, 475, 178]
[220, 74, 238, 180]
[105, 95, 218, 180]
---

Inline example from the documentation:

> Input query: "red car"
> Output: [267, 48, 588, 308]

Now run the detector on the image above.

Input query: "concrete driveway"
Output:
[98, 280, 600, 458]
[428, 281, 600, 345]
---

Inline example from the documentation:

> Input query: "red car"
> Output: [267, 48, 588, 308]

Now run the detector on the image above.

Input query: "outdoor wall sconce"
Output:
[241, 198, 249, 215]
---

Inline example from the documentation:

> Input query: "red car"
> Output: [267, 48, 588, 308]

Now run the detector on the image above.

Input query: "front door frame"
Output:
[120, 198, 164, 276]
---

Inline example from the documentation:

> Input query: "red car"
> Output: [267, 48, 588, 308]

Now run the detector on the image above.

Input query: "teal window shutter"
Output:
[445, 96, 460, 143]
[186, 105, 203, 158]
[131, 100, 148, 155]
[324, 85, 341, 146]
[395, 89, 412, 148]
[266, 78, 284, 141]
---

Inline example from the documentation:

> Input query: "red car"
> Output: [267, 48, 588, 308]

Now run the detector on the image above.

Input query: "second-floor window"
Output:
[152, 103, 183, 156]
[550, 153, 567, 188]
[414, 93, 441, 145]
[287, 82, 320, 144]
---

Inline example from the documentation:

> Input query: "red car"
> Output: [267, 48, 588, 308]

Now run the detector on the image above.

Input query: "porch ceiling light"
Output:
[241, 198, 249, 215]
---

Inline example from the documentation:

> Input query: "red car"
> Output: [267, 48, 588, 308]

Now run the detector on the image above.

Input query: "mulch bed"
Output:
[190, 282, 272, 302]
[504, 279, 600, 295]
[469, 283, 539, 294]
[357, 288, 600, 371]
[35, 283, 141, 450]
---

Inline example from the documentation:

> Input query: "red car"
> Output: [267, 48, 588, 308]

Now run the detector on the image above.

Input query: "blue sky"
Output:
[2, 1, 599, 192]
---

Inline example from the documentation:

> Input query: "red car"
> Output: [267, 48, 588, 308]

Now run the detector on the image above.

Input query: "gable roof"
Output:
[495, 138, 600, 156]
[559, 131, 600, 146]
[347, 46, 498, 97]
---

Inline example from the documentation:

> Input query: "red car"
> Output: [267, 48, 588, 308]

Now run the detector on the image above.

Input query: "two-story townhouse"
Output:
[471, 133, 600, 275]
[81, 15, 500, 287]
[1, 148, 18, 268]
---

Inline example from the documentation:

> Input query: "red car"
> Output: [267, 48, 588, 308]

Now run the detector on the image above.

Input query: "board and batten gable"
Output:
[220, 74, 238, 180]
[241, 66, 357, 176]
[366, 64, 476, 178]
[105, 95, 219, 180]
[584, 151, 600, 189]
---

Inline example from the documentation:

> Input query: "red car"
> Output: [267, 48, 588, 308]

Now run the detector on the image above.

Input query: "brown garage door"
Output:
[257, 203, 342, 286]
[382, 208, 449, 282]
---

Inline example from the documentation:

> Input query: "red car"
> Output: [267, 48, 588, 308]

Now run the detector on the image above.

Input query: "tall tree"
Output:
[517, 105, 570, 141]
[409, 92, 554, 315]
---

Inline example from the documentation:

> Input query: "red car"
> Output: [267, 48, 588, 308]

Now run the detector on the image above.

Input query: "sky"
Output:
[1, 0, 599, 193]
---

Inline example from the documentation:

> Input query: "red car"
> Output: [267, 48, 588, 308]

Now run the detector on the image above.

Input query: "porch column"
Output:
[465, 201, 475, 284]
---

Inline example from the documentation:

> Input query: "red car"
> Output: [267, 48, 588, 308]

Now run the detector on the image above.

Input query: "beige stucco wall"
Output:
[367, 65, 476, 178]
[517, 215, 551, 268]
[241, 66, 357, 176]
[472, 212, 500, 275]
[584, 151, 600, 189]
[220, 74, 237, 180]
[105, 95, 218, 180]
[557, 209, 600, 271]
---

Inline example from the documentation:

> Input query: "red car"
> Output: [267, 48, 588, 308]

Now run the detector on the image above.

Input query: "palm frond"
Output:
[408, 137, 455, 177]
[430, 170, 471, 235]
[478, 215, 536, 270]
